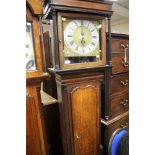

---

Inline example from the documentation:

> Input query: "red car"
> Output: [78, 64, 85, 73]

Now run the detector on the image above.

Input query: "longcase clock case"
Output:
[43, 0, 114, 155]
[26, 0, 48, 155]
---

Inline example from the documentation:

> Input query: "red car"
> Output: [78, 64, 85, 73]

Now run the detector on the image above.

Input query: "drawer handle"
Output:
[121, 44, 128, 67]
[121, 80, 128, 86]
[122, 60, 129, 67]
[120, 122, 128, 128]
[121, 44, 125, 49]
[120, 99, 128, 106]
[121, 44, 128, 49]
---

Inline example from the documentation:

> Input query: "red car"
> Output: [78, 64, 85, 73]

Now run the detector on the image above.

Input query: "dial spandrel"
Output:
[62, 18, 103, 65]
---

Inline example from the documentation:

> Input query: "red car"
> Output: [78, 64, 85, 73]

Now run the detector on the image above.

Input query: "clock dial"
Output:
[64, 20, 99, 55]
[26, 22, 36, 71]
[61, 17, 104, 65]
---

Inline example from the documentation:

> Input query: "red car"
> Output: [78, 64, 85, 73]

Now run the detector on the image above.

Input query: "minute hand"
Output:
[81, 29, 85, 52]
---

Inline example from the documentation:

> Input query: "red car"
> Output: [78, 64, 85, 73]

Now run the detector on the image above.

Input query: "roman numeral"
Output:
[69, 28, 74, 31]
[74, 21, 78, 27]
[91, 42, 95, 46]
[83, 48, 85, 52]
[67, 35, 72, 37]
[75, 46, 78, 51]
[69, 40, 74, 46]
[92, 36, 97, 38]
[81, 20, 84, 26]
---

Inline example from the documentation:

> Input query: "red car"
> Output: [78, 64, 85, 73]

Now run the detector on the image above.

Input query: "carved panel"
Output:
[70, 84, 100, 155]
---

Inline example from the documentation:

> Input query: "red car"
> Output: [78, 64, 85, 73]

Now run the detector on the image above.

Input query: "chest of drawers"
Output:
[111, 73, 129, 95]
[101, 33, 129, 154]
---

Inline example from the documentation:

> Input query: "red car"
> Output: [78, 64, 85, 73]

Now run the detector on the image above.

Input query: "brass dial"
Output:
[63, 19, 101, 56]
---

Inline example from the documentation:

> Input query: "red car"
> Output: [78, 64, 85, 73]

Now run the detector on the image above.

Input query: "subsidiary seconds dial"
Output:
[64, 20, 99, 55]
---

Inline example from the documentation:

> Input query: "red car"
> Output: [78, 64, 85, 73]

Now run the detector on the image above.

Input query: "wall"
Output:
[111, 21, 129, 34]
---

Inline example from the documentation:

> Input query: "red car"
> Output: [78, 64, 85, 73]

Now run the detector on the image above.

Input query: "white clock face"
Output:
[64, 19, 99, 55]
[26, 22, 36, 70]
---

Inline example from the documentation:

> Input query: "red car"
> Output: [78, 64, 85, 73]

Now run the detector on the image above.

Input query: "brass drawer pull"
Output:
[120, 122, 128, 128]
[121, 44, 125, 49]
[120, 99, 128, 106]
[121, 44, 129, 67]
[122, 60, 129, 67]
[121, 80, 128, 86]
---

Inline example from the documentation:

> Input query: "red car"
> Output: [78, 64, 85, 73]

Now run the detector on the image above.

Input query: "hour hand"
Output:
[81, 37, 85, 46]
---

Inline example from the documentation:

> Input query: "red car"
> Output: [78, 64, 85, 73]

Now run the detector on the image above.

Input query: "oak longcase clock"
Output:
[26, 0, 48, 155]
[43, 0, 113, 155]
[58, 13, 106, 69]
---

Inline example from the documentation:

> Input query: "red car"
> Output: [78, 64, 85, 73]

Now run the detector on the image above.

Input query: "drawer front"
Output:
[110, 93, 129, 118]
[109, 115, 129, 138]
[112, 54, 129, 74]
[111, 39, 129, 53]
[111, 73, 129, 95]
[101, 114, 129, 153]
[106, 115, 129, 144]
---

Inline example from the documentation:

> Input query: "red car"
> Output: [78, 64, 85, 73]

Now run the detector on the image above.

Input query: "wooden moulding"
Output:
[27, 0, 43, 15]
[49, 0, 113, 12]
[43, 0, 113, 19]
[111, 33, 129, 39]
[48, 65, 112, 84]
[101, 111, 129, 126]
[26, 72, 49, 86]
[48, 65, 112, 75]
[107, 33, 129, 43]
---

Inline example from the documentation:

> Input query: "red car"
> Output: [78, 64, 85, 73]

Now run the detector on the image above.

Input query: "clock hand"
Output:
[81, 37, 84, 53]
[81, 20, 84, 36]
[80, 20, 85, 53]
[81, 36, 85, 53]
